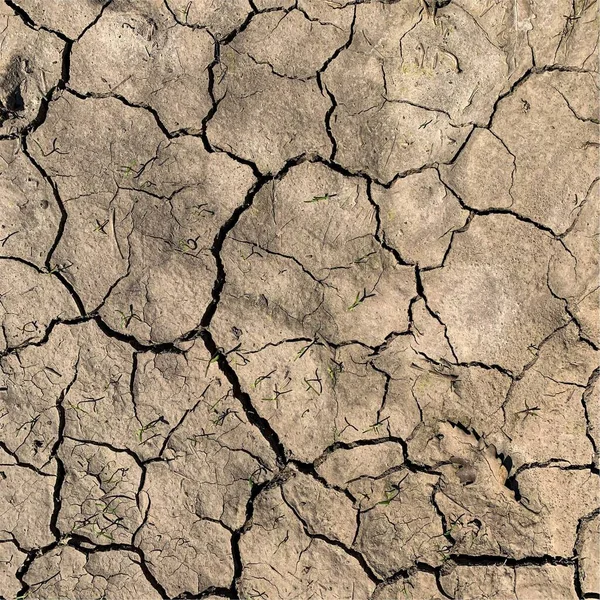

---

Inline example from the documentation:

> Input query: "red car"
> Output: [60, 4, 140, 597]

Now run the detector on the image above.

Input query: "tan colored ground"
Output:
[0, 0, 598, 599]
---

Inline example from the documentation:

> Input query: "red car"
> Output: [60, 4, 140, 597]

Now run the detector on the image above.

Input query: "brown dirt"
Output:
[0, 0, 598, 598]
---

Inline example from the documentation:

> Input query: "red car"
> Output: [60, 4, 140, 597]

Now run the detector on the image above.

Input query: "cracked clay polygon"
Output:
[0, 0, 598, 599]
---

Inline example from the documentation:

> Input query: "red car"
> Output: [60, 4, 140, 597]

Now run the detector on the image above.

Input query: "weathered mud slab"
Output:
[0, 0, 598, 599]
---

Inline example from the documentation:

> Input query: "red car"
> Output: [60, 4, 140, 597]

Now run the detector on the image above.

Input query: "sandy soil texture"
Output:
[0, 0, 598, 598]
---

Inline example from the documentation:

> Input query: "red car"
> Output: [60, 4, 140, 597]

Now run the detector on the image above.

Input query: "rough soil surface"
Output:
[0, 0, 598, 599]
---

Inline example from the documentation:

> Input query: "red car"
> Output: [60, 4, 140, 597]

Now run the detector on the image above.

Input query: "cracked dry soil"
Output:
[0, 0, 598, 598]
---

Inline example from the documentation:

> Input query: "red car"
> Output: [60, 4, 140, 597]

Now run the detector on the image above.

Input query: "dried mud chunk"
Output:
[330, 99, 470, 184]
[577, 513, 600, 596]
[383, 4, 509, 124]
[232, 342, 386, 462]
[372, 570, 441, 600]
[323, 1, 492, 182]
[0, 5, 64, 134]
[515, 565, 579, 600]
[57, 322, 140, 455]
[516, 468, 599, 556]
[11, 0, 108, 39]
[373, 168, 469, 268]
[0, 448, 54, 549]
[451, 0, 533, 84]
[354, 470, 445, 577]
[0, 140, 60, 268]
[207, 49, 331, 174]
[212, 162, 415, 350]
[439, 128, 516, 211]
[165, 0, 251, 38]
[96, 137, 255, 344]
[553, 179, 599, 345]
[437, 459, 599, 558]
[316, 442, 406, 489]
[447, 72, 599, 235]
[527, 0, 598, 69]
[136, 485, 234, 596]
[440, 564, 516, 599]
[231, 7, 353, 79]
[440, 563, 578, 600]
[372, 335, 511, 460]
[282, 469, 357, 547]
[0, 325, 79, 471]
[48, 188, 135, 312]
[515, 76, 595, 233]
[29, 92, 164, 202]
[57, 439, 143, 545]
[0, 259, 78, 352]
[23, 547, 162, 600]
[238, 486, 376, 600]
[498, 323, 597, 469]
[27, 92, 165, 313]
[71, 0, 215, 132]
[135, 347, 275, 596]
[0, 541, 26, 600]
[254, 0, 294, 9]
[421, 215, 570, 374]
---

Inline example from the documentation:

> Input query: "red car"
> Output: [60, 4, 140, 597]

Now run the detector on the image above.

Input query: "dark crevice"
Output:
[175, 588, 237, 600]
[0, 440, 53, 477]
[193, 177, 271, 331]
[228, 477, 282, 599]
[448, 554, 576, 567]
[582, 367, 599, 463]
[75, 0, 115, 42]
[4, 0, 37, 29]
[93, 315, 184, 355]
[315, 3, 357, 161]
[199, 328, 287, 466]
[290, 459, 357, 504]
[0, 311, 91, 359]
[48, 358, 80, 541]
[416, 339, 515, 380]
[317, 435, 442, 478]
[182, 153, 306, 341]
[65, 87, 174, 139]
[502, 472, 522, 502]
[431, 481, 455, 549]
[197, 33, 227, 156]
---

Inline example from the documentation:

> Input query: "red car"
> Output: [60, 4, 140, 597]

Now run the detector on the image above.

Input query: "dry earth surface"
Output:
[0, 0, 598, 598]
